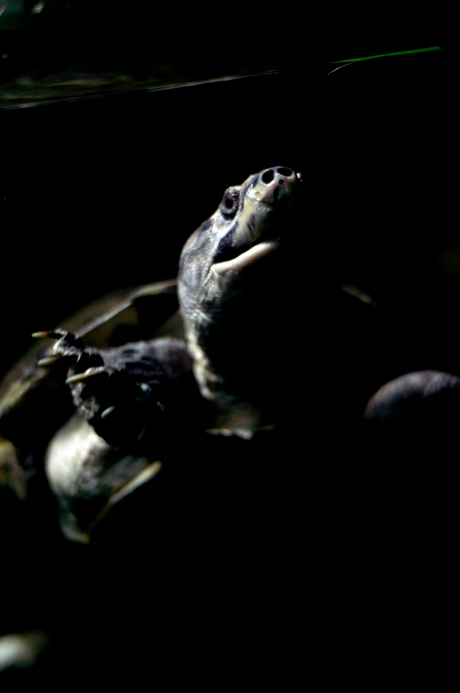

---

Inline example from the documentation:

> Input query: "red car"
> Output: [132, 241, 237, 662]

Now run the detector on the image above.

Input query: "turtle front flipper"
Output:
[35, 331, 195, 451]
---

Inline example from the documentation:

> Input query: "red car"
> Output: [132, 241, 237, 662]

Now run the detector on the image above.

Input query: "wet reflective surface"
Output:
[0, 2, 286, 108]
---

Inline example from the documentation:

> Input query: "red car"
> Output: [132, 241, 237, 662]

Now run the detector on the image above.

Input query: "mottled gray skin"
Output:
[178, 166, 302, 434]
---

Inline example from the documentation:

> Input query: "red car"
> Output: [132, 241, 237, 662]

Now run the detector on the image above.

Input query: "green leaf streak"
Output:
[328, 46, 442, 75]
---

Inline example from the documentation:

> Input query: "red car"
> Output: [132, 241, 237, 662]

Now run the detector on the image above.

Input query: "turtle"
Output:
[1, 166, 301, 540]
[0, 164, 381, 547]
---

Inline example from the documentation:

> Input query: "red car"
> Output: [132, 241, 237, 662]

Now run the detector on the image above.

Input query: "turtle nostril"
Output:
[261, 169, 275, 185]
[276, 167, 294, 178]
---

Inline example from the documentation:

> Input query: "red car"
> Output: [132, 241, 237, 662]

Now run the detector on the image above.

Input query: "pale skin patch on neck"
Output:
[186, 329, 223, 401]
[186, 330, 264, 437]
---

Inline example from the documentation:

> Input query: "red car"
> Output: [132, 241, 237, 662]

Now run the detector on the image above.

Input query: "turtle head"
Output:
[178, 166, 302, 326]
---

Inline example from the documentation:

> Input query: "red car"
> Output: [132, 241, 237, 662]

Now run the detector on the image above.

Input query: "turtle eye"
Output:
[219, 189, 239, 218]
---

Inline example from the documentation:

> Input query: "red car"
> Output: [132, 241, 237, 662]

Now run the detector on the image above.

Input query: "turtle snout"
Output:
[256, 167, 298, 204]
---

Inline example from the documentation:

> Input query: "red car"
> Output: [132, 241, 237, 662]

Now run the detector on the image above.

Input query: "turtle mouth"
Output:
[212, 240, 278, 276]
